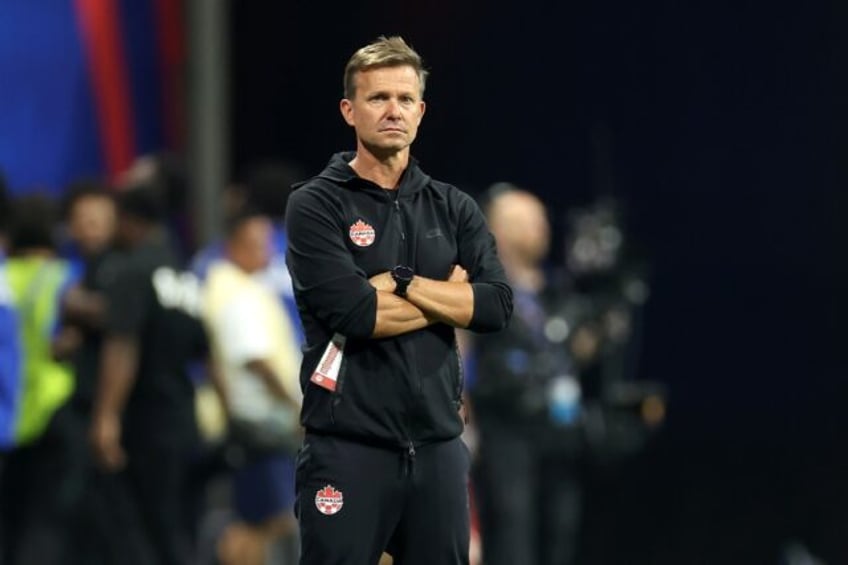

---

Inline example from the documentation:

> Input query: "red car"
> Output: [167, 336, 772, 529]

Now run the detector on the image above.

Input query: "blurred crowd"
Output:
[0, 153, 305, 565]
[0, 152, 664, 565]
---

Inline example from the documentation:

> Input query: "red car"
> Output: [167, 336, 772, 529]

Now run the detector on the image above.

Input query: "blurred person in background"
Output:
[57, 179, 117, 268]
[0, 194, 85, 565]
[285, 35, 512, 564]
[468, 184, 584, 565]
[202, 208, 303, 565]
[188, 160, 306, 564]
[0, 174, 20, 454]
[188, 161, 302, 428]
[54, 180, 136, 564]
[89, 184, 208, 565]
[118, 151, 193, 262]
[56, 180, 118, 415]
[191, 159, 307, 346]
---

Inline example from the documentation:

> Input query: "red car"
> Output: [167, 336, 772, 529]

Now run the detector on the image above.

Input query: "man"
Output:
[55, 181, 129, 565]
[0, 194, 84, 565]
[285, 36, 512, 565]
[57, 181, 117, 411]
[468, 185, 585, 565]
[201, 209, 302, 565]
[89, 185, 208, 565]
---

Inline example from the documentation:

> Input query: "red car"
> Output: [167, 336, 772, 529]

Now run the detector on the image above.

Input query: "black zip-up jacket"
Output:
[285, 152, 513, 449]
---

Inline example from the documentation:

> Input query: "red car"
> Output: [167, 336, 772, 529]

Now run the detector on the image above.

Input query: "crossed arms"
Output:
[368, 264, 472, 338]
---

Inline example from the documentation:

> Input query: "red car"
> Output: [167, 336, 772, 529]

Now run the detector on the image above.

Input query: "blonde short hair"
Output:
[343, 36, 428, 99]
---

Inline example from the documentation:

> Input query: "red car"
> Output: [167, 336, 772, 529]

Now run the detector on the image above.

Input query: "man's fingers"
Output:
[94, 440, 126, 471]
[448, 264, 469, 283]
[369, 271, 395, 292]
[106, 445, 127, 470]
[90, 419, 127, 471]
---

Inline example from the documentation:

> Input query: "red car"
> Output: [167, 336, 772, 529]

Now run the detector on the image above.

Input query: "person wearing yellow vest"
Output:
[0, 194, 84, 565]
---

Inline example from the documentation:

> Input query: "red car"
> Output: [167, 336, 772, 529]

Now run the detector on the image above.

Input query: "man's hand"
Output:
[90, 412, 127, 471]
[62, 284, 107, 328]
[448, 264, 469, 283]
[52, 326, 83, 361]
[217, 522, 269, 565]
[369, 271, 396, 293]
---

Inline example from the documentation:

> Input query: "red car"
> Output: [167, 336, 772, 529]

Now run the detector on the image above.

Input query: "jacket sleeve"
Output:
[455, 191, 513, 333]
[285, 186, 377, 339]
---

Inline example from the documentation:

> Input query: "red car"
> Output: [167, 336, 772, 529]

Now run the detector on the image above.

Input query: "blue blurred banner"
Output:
[0, 0, 184, 195]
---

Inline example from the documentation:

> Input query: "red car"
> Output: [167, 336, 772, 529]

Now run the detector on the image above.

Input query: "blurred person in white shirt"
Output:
[202, 208, 302, 565]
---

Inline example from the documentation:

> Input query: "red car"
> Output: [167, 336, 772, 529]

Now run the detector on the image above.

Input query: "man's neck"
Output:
[348, 146, 409, 190]
[224, 252, 259, 277]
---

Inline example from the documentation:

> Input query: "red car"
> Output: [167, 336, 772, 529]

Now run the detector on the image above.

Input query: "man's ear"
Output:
[340, 99, 355, 126]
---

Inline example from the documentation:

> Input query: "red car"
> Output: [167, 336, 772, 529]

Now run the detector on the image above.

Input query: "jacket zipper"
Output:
[387, 190, 421, 455]
[392, 196, 406, 250]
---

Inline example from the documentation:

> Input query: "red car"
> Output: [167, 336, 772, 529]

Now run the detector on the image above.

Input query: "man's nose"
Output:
[386, 98, 402, 117]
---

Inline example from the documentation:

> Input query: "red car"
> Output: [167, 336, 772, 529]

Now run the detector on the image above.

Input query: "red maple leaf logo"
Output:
[350, 220, 369, 232]
[317, 485, 341, 500]
[315, 484, 344, 515]
[349, 220, 376, 247]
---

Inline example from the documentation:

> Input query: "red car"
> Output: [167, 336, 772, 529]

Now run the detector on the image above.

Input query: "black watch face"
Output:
[394, 266, 414, 281]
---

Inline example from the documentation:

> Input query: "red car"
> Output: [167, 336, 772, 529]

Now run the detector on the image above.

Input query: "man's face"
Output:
[491, 193, 551, 265]
[69, 195, 116, 255]
[228, 217, 272, 274]
[340, 65, 426, 157]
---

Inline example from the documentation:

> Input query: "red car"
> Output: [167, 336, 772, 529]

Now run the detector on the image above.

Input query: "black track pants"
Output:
[295, 433, 470, 565]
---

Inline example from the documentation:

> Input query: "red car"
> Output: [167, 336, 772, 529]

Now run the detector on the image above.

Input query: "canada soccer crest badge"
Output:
[315, 484, 344, 515]
[349, 219, 376, 247]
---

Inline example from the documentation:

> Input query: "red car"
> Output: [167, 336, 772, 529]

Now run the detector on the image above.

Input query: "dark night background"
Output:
[230, 2, 847, 563]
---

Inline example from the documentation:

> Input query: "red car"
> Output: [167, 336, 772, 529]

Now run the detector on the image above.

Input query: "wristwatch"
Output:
[391, 265, 415, 298]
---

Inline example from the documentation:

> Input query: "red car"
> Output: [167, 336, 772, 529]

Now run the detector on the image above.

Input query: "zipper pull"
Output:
[406, 441, 417, 477]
